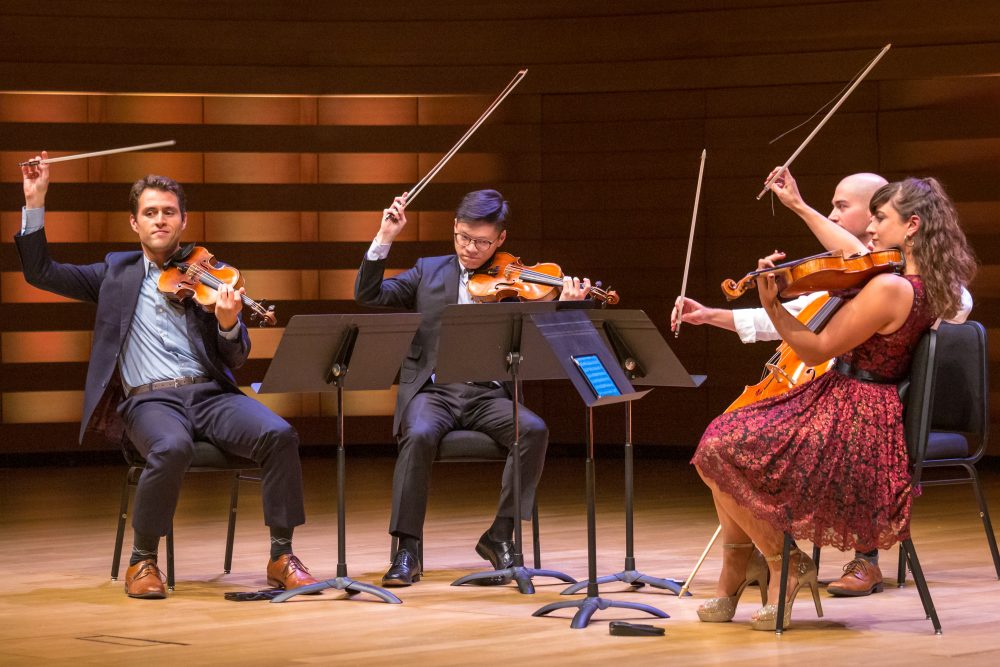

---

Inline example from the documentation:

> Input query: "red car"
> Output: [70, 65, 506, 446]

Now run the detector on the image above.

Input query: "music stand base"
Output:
[452, 565, 577, 595]
[271, 577, 402, 604]
[561, 569, 688, 596]
[533, 596, 669, 630]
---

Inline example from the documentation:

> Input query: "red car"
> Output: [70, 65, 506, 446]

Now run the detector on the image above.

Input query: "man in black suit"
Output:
[16, 153, 317, 599]
[356, 189, 590, 586]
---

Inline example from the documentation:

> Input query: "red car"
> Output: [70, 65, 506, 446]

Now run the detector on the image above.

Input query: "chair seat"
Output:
[925, 432, 970, 460]
[436, 430, 508, 461]
[189, 440, 258, 469]
[124, 440, 257, 471]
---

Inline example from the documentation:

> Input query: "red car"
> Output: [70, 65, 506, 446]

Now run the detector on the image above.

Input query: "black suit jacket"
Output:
[355, 253, 472, 436]
[15, 227, 250, 444]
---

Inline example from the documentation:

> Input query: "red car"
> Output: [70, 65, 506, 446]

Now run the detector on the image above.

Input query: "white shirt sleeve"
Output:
[731, 292, 825, 344]
[366, 237, 391, 261]
[947, 286, 973, 324]
[20, 206, 45, 235]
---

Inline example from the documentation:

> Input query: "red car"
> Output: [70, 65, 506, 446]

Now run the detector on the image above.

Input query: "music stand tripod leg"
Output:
[535, 407, 668, 628]
[452, 340, 576, 593]
[562, 401, 686, 596]
[273, 372, 401, 604]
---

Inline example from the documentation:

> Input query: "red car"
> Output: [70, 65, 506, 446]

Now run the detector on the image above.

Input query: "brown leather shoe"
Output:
[125, 559, 166, 599]
[267, 554, 320, 591]
[827, 558, 884, 597]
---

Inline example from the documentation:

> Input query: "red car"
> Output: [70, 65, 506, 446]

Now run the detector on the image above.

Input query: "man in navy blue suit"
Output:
[16, 153, 317, 599]
[356, 189, 591, 586]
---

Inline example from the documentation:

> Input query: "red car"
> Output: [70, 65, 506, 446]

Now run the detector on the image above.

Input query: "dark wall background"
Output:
[1, 1, 998, 455]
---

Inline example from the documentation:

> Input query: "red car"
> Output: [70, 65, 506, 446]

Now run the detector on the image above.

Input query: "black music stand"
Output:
[435, 302, 578, 595]
[524, 309, 675, 629]
[257, 313, 421, 604]
[561, 309, 706, 597]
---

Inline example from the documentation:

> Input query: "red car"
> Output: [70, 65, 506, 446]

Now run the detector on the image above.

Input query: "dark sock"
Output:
[856, 548, 879, 565]
[488, 516, 514, 542]
[397, 533, 420, 557]
[270, 526, 293, 561]
[130, 532, 160, 567]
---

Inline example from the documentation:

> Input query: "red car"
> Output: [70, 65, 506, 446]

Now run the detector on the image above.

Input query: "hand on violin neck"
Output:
[755, 255, 783, 312]
[214, 283, 245, 332]
[558, 275, 591, 301]
[377, 193, 408, 244]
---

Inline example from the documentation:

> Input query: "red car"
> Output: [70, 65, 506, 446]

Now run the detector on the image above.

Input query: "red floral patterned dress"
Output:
[693, 275, 937, 551]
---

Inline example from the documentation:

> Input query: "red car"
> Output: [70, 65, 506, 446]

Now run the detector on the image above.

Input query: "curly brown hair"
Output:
[869, 177, 976, 320]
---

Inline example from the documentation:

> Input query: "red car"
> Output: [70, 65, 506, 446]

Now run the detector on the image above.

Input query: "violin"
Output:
[467, 251, 620, 305]
[158, 244, 277, 326]
[720, 248, 904, 301]
[724, 294, 842, 412]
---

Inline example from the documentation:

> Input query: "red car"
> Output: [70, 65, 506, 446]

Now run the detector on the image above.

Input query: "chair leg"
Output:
[774, 532, 793, 636]
[224, 472, 241, 574]
[900, 538, 941, 634]
[811, 544, 821, 571]
[110, 468, 136, 581]
[966, 464, 1000, 579]
[531, 501, 541, 570]
[166, 527, 175, 591]
[897, 543, 907, 587]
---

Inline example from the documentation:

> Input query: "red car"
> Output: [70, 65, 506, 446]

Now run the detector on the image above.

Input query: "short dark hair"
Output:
[129, 174, 186, 217]
[455, 189, 509, 230]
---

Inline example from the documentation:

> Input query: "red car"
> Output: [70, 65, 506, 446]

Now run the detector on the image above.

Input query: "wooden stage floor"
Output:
[2, 455, 999, 665]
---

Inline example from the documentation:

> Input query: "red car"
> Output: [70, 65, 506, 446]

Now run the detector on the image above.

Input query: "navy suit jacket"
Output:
[15, 228, 250, 444]
[356, 253, 471, 436]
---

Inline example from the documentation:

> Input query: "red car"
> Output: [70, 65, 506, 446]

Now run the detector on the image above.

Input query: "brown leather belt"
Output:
[127, 376, 213, 398]
[833, 359, 898, 385]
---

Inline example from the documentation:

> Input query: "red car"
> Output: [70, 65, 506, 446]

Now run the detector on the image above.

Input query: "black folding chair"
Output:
[390, 430, 541, 568]
[110, 439, 260, 590]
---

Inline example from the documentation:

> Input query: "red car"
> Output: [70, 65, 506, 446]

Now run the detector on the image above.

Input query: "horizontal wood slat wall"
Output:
[1, 2, 997, 455]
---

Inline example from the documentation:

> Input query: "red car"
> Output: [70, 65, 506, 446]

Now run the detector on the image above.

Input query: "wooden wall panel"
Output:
[0, 2, 997, 456]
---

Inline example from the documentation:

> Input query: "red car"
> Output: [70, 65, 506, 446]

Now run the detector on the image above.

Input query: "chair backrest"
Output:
[902, 329, 937, 465]
[903, 320, 990, 466]
[929, 321, 990, 455]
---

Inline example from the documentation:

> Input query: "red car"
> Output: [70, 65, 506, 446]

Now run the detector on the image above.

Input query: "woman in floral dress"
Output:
[692, 177, 976, 630]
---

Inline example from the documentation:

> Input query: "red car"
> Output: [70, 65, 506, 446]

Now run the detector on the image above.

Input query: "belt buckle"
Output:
[172, 378, 182, 389]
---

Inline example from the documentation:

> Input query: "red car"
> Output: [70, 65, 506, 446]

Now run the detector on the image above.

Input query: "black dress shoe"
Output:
[382, 548, 421, 587]
[473, 532, 515, 586]
[476, 531, 515, 571]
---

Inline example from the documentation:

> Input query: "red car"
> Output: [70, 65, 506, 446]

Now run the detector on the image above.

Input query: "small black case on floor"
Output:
[224, 588, 284, 601]
[608, 621, 665, 636]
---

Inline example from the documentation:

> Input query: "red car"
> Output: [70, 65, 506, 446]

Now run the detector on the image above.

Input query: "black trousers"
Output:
[118, 381, 305, 537]
[390, 382, 548, 540]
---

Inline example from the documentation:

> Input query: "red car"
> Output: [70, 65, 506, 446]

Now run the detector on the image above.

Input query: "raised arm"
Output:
[766, 167, 867, 256]
[355, 194, 420, 309]
[16, 151, 106, 302]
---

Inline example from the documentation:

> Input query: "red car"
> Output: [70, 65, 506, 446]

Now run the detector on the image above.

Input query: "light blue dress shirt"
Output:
[21, 206, 238, 391]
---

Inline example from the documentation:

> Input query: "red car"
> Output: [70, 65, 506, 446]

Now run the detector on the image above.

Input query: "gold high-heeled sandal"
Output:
[750, 549, 823, 631]
[697, 543, 769, 623]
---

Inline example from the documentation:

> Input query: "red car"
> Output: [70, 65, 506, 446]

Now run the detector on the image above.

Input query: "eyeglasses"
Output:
[453, 231, 497, 252]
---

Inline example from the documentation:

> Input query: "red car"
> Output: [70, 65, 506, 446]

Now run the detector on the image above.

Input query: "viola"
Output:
[724, 294, 842, 412]
[467, 251, 620, 305]
[158, 244, 277, 326]
[720, 248, 904, 301]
